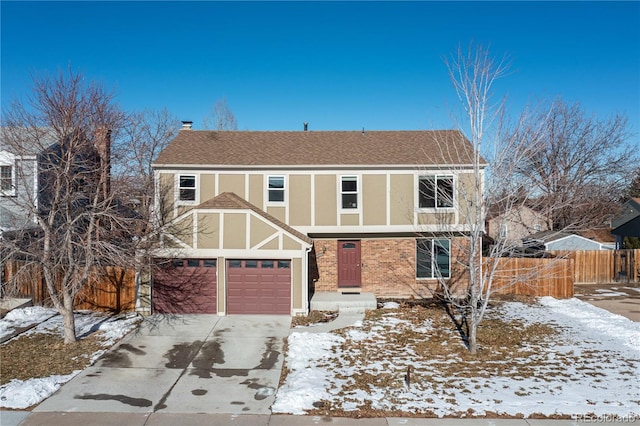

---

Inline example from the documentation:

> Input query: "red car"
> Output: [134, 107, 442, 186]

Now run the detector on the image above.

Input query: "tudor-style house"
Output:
[144, 124, 482, 316]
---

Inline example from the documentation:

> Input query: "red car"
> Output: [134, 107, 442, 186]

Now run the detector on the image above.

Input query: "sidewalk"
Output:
[4, 411, 626, 425]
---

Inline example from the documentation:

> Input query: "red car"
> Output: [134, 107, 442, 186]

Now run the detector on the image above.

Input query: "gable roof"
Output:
[197, 192, 313, 245]
[525, 230, 573, 244]
[524, 230, 612, 249]
[154, 130, 481, 168]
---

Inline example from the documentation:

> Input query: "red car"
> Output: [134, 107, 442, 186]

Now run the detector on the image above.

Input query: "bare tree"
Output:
[421, 43, 555, 354]
[0, 68, 133, 343]
[514, 99, 636, 231]
[202, 97, 238, 130]
[116, 108, 180, 228]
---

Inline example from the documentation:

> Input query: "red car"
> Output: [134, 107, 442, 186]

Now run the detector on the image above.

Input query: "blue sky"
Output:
[2, 1, 639, 137]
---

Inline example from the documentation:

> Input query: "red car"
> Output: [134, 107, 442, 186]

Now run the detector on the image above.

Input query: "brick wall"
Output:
[311, 238, 450, 298]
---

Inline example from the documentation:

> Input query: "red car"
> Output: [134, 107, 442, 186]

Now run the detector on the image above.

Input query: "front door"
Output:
[338, 240, 361, 288]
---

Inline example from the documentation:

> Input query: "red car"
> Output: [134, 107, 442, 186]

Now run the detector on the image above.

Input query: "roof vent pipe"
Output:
[181, 121, 193, 130]
[303, 122, 308, 132]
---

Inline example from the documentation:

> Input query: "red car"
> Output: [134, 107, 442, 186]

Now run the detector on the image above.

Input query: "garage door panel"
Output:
[153, 259, 217, 314]
[227, 259, 291, 315]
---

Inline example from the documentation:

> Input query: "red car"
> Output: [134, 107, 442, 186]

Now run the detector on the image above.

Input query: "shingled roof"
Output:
[154, 130, 480, 167]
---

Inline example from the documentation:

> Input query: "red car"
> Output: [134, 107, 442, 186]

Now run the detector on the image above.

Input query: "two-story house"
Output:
[0, 127, 112, 234]
[0, 130, 40, 233]
[145, 125, 482, 316]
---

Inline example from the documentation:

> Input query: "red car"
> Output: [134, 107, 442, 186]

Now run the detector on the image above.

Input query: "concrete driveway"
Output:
[575, 283, 640, 322]
[32, 314, 291, 415]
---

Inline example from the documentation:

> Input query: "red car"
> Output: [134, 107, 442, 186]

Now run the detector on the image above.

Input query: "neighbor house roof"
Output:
[154, 130, 481, 168]
[612, 198, 640, 230]
[197, 192, 313, 245]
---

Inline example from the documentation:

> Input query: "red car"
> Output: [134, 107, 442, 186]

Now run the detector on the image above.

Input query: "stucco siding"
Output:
[223, 213, 247, 249]
[175, 215, 193, 247]
[289, 174, 311, 226]
[340, 214, 359, 226]
[390, 174, 413, 225]
[417, 212, 456, 225]
[217, 256, 226, 313]
[250, 215, 278, 248]
[200, 174, 216, 203]
[363, 174, 387, 226]
[159, 173, 175, 220]
[267, 206, 286, 222]
[293, 258, 302, 309]
[197, 213, 220, 249]
[315, 175, 337, 226]
[248, 174, 264, 207]
[219, 174, 245, 198]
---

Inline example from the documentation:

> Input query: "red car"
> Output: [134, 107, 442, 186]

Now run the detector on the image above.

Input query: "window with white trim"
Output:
[178, 175, 196, 201]
[268, 176, 285, 202]
[499, 223, 508, 239]
[0, 165, 13, 195]
[341, 176, 358, 209]
[416, 239, 450, 279]
[418, 175, 454, 208]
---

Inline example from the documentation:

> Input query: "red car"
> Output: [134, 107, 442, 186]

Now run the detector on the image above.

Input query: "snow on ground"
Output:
[0, 306, 58, 340]
[0, 308, 141, 409]
[591, 289, 629, 297]
[274, 297, 640, 418]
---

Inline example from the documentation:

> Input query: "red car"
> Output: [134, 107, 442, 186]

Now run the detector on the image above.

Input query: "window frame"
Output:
[267, 175, 286, 204]
[418, 175, 455, 210]
[340, 175, 359, 210]
[416, 238, 451, 279]
[177, 174, 197, 203]
[0, 164, 15, 196]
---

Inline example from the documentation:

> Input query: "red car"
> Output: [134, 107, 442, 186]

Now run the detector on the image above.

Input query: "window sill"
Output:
[416, 207, 456, 213]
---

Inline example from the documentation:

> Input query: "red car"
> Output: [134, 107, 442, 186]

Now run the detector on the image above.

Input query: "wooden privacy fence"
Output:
[550, 249, 640, 284]
[484, 257, 574, 298]
[2, 261, 137, 312]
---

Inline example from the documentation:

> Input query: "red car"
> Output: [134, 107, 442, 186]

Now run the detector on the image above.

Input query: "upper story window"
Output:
[0, 165, 14, 196]
[341, 176, 358, 209]
[268, 176, 285, 202]
[178, 175, 196, 201]
[419, 175, 454, 209]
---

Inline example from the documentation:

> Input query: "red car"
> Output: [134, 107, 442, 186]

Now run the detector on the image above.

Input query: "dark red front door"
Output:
[338, 240, 361, 288]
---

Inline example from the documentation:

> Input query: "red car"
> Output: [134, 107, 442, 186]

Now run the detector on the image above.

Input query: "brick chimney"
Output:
[94, 127, 111, 199]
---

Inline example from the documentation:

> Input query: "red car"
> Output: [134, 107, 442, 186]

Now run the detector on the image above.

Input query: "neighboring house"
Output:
[146, 125, 483, 316]
[486, 204, 548, 244]
[0, 131, 40, 233]
[611, 198, 640, 248]
[523, 230, 615, 251]
[0, 126, 112, 234]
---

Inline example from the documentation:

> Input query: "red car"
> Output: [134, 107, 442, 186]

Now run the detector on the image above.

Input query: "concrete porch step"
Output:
[310, 292, 377, 312]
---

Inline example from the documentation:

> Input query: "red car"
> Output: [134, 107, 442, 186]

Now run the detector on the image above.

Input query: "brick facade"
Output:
[311, 237, 450, 298]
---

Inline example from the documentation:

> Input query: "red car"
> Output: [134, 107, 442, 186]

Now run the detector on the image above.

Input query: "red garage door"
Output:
[227, 259, 291, 314]
[153, 259, 217, 314]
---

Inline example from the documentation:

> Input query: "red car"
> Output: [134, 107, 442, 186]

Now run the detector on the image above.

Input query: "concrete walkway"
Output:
[5, 410, 629, 425]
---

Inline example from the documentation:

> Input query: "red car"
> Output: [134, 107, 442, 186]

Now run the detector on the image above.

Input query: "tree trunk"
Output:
[468, 319, 478, 354]
[61, 290, 77, 344]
